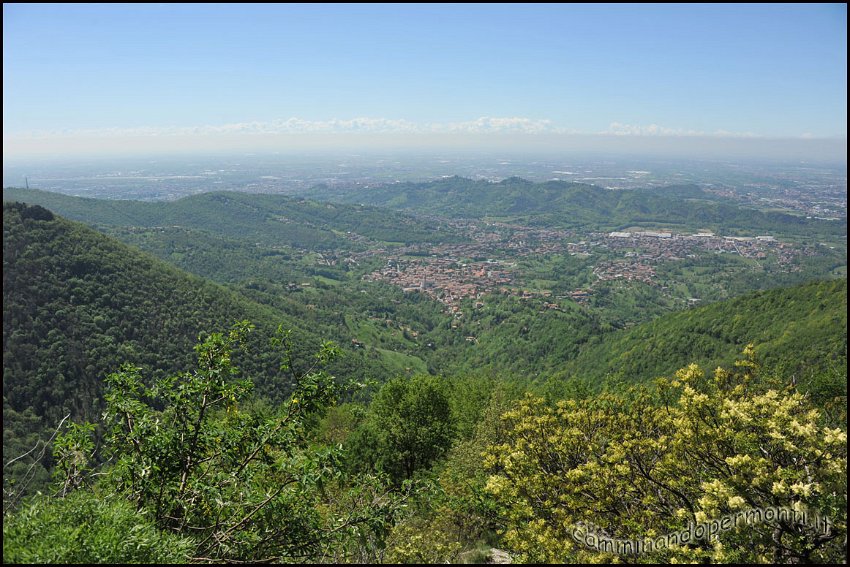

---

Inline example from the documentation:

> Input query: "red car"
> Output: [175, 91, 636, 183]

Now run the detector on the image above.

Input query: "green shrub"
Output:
[3, 490, 191, 564]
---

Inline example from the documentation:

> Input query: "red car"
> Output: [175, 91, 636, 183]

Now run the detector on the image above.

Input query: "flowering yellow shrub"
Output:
[484, 347, 846, 563]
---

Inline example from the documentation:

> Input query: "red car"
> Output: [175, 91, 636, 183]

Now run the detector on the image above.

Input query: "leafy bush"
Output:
[3, 490, 191, 563]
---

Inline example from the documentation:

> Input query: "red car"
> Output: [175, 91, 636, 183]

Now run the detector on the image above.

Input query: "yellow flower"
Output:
[790, 482, 813, 497]
[824, 428, 847, 445]
[727, 496, 746, 509]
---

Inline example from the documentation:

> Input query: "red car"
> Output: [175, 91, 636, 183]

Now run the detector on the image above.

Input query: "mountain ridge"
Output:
[306, 176, 845, 237]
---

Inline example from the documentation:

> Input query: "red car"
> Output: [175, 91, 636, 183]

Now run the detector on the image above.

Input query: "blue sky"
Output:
[3, 4, 846, 157]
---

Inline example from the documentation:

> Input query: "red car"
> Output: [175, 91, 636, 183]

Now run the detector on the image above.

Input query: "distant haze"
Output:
[2, 130, 846, 165]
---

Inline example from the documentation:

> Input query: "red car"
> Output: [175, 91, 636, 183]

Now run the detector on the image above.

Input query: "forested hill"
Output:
[2, 202, 396, 429]
[309, 176, 846, 237]
[556, 277, 847, 398]
[1, 188, 462, 249]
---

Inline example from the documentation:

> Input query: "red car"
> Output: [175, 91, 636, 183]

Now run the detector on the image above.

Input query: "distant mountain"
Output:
[1, 188, 463, 249]
[308, 176, 846, 238]
[555, 277, 847, 399]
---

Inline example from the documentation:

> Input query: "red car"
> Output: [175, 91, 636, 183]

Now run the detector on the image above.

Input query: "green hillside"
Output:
[309, 176, 846, 238]
[1, 188, 464, 249]
[2, 202, 409, 428]
[555, 277, 847, 397]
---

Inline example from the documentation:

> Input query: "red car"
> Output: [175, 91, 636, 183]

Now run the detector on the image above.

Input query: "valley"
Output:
[3, 174, 847, 564]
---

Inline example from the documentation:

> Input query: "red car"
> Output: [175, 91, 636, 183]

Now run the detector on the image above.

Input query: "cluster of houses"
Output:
[363, 257, 513, 308]
[352, 220, 808, 311]
[588, 231, 797, 264]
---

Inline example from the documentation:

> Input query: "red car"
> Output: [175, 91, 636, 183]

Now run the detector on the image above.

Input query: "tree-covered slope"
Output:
[309, 176, 846, 238]
[556, 278, 847, 394]
[2, 202, 397, 429]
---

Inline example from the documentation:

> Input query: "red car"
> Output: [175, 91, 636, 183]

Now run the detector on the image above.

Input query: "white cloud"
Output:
[604, 122, 760, 138]
[8, 118, 831, 144]
[7, 118, 412, 139]
[8, 116, 578, 140]
[711, 129, 761, 139]
[437, 117, 571, 134]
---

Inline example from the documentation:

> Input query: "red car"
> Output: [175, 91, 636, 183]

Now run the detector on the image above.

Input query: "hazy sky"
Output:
[3, 3, 847, 160]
